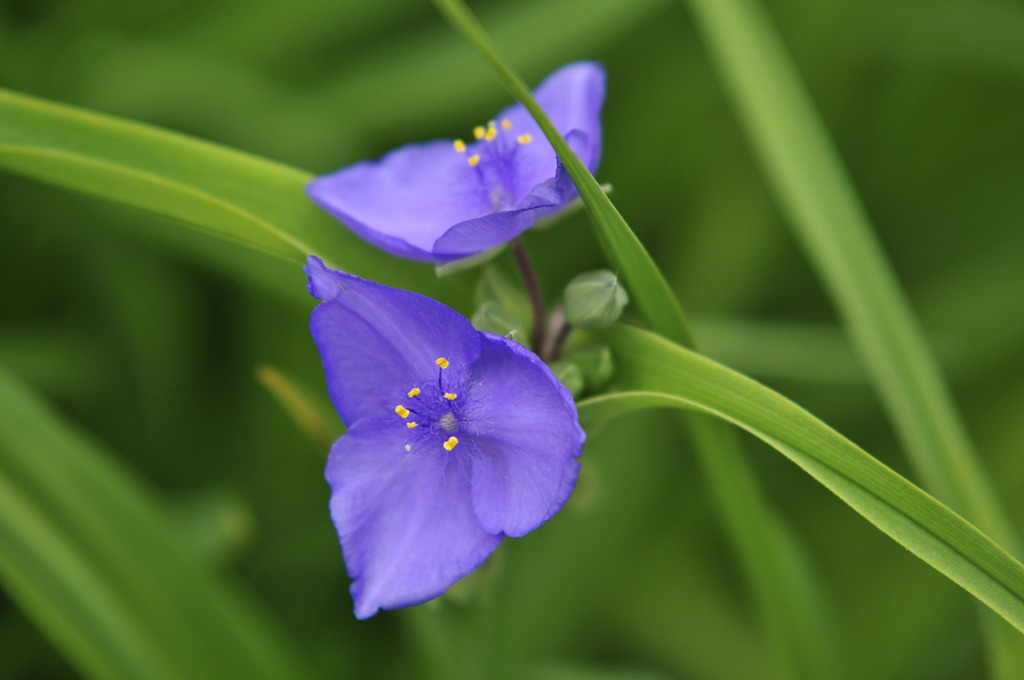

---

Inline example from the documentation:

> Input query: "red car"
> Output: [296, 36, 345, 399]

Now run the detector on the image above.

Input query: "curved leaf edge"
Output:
[578, 325, 1024, 635]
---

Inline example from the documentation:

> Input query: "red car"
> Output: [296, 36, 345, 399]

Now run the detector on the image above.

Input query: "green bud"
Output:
[475, 266, 533, 338]
[471, 301, 522, 341]
[563, 344, 614, 390]
[564, 270, 628, 329]
[548, 360, 585, 397]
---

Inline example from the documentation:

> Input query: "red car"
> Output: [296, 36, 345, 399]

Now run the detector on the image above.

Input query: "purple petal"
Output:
[431, 197, 559, 260]
[465, 334, 585, 538]
[431, 130, 592, 258]
[307, 140, 495, 262]
[326, 419, 502, 619]
[306, 256, 481, 424]
[492, 61, 606, 194]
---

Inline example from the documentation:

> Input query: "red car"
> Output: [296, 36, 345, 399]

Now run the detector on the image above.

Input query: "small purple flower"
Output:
[307, 62, 606, 263]
[305, 256, 585, 618]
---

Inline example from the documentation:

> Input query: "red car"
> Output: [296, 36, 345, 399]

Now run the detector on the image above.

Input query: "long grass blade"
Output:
[580, 325, 1024, 635]
[682, 0, 1024, 671]
[0, 365, 317, 680]
[0, 87, 455, 300]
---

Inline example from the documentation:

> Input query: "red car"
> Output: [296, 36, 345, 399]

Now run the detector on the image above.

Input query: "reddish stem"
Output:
[510, 239, 546, 355]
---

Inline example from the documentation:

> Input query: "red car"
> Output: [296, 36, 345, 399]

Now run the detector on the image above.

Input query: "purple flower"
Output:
[305, 256, 585, 618]
[306, 62, 606, 264]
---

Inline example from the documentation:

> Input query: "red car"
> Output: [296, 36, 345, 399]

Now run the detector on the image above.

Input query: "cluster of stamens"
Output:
[453, 118, 532, 168]
[393, 357, 463, 453]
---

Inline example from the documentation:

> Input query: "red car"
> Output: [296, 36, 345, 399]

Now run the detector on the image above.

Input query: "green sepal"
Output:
[548, 360, 585, 397]
[564, 270, 629, 329]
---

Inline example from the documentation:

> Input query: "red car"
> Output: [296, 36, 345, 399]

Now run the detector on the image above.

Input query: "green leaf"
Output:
[474, 265, 535, 340]
[580, 325, 1024, 635]
[682, 0, 1017, 553]
[0, 364, 318, 680]
[0, 87, 458, 302]
[691, 317, 864, 384]
[682, 0, 1024, 671]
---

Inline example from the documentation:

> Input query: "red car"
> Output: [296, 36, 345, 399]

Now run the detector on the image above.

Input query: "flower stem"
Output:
[543, 306, 572, 362]
[510, 238, 546, 354]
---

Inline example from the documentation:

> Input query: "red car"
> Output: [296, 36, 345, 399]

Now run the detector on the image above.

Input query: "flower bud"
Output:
[475, 266, 533, 337]
[549, 360, 585, 397]
[471, 301, 522, 341]
[564, 270, 628, 329]
[564, 344, 614, 390]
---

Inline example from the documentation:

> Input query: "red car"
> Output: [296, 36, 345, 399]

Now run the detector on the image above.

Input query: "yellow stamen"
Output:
[517, 134, 533, 145]
[444, 393, 458, 400]
[484, 126, 497, 141]
[453, 139, 466, 153]
[395, 405, 410, 418]
[468, 154, 480, 167]
[404, 444, 411, 451]
[501, 119, 512, 130]
[473, 126, 485, 140]
[407, 387, 421, 397]
[435, 357, 450, 369]
[443, 436, 459, 451]
[407, 421, 418, 429]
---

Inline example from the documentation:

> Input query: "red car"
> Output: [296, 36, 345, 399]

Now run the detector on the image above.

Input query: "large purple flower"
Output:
[306, 256, 585, 618]
[306, 62, 606, 263]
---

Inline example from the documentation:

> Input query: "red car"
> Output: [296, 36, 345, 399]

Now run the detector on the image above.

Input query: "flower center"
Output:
[392, 356, 469, 453]
[452, 119, 533, 212]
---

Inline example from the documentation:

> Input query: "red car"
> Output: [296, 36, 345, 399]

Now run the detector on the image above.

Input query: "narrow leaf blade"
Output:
[0, 87, 456, 300]
[0, 365, 318, 680]
[581, 325, 1024, 634]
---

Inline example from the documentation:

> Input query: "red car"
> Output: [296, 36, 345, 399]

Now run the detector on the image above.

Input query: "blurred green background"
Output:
[2, 0, 1023, 678]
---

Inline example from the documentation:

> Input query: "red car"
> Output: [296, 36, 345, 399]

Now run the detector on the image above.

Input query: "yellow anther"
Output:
[407, 387, 421, 397]
[517, 134, 533, 145]
[468, 154, 480, 167]
[404, 444, 411, 452]
[501, 119, 512, 130]
[473, 126, 485, 140]
[407, 421, 418, 429]
[443, 436, 459, 451]
[444, 393, 458, 400]
[395, 405, 410, 418]
[484, 126, 497, 141]
[453, 139, 466, 153]
[435, 357, 450, 368]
